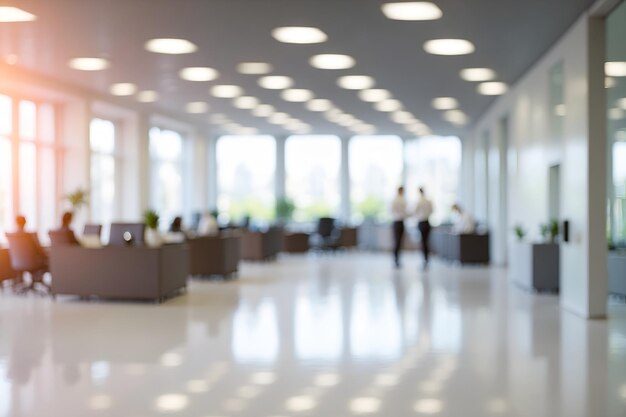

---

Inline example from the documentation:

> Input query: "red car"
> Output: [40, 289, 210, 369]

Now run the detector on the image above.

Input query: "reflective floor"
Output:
[0, 253, 625, 417]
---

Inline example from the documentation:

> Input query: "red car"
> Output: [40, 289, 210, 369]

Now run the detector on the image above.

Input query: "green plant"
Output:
[540, 219, 560, 242]
[64, 188, 88, 211]
[356, 195, 385, 220]
[513, 224, 526, 241]
[143, 209, 160, 230]
[275, 197, 296, 221]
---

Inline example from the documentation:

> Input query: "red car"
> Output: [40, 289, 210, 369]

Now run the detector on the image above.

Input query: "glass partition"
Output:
[150, 127, 185, 228]
[90, 118, 117, 227]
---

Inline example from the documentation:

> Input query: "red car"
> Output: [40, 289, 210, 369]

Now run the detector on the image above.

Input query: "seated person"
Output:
[451, 204, 476, 234]
[197, 211, 219, 236]
[14, 215, 49, 266]
[169, 216, 183, 233]
[162, 216, 186, 243]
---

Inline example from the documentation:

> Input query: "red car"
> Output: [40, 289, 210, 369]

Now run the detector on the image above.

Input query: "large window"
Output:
[217, 135, 276, 222]
[349, 135, 403, 222]
[90, 118, 117, 226]
[150, 127, 186, 228]
[0, 95, 60, 240]
[405, 136, 461, 225]
[285, 135, 341, 221]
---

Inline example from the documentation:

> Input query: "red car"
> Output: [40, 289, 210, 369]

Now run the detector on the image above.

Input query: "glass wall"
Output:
[149, 127, 185, 229]
[0, 94, 60, 240]
[285, 135, 341, 221]
[405, 136, 461, 225]
[607, 0, 626, 246]
[217, 135, 276, 223]
[349, 135, 403, 222]
[90, 118, 117, 226]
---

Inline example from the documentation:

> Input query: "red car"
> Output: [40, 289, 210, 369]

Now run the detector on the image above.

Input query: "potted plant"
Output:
[143, 209, 162, 247]
[513, 224, 526, 241]
[540, 219, 560, 243]
[275, 196, 295, 224]
[64, 188, 88, 213]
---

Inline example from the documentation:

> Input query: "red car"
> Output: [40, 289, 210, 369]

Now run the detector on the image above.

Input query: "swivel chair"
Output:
[5, 232, 50, 295]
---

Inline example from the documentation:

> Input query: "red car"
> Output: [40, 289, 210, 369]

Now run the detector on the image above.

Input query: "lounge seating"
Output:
[282, 232, 310, 253]
[431, 226, 490, 264]
[240, 227, 282, 261]
[5, 232, 51, 294]
[338, 227, 358, 249]
[188, 233, 241, 278]
[310, 217, 340, 251]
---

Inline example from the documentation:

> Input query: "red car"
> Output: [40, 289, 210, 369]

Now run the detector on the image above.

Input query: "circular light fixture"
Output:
[68, 57, 110, 71]
[233, 96, 259, 109]
[281, 89, 314, 102]
[374, 99, 403, 112]
[605, 62, 626, 77]
[306, 99, 333, 112]
[237, 62, 273, 74]
[432, 97, 458, 110]
[137, 90, 159, 103]
[210, 113, 228, 124]
[381, 2, 443, 21]
[285, 396, 317, 412]
[413, 398, 444, 414]
[391, 111, 416, 124]
[424, 39, 475, 55]
[145, 38, 197, 54]
[269, 112, 290, 125]
[460, 67, 496, 82]
[154, 394, 189, 412]
[252, 104, 275, 117]
[349, 397, 382, 414]
[272, 26, 327, 44]
[310, 54, 355, 70]
[444, 109, 469, 125]
[211, 85, 243, 98]
[258, 75, 293, 89]
[477, 81, 508, 95]
[179, 67, 219, 81]
[337, 75, 375, 90]
[185, 101, 209, 114]
[358, 89, 392, 102]
[109, 83, 137, 96]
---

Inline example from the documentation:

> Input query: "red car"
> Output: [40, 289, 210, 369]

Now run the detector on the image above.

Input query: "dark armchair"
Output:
[5, 232, 50, 294]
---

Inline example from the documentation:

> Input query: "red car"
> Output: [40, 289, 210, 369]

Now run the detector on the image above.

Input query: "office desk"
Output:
[50, 244, 189, 301]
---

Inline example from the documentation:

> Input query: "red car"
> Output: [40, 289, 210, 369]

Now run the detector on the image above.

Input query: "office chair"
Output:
[48, 230, 79, 246]
[5, 232, 51, 295]
[83, 224, 102, 237]
[312, 217, 339, 251]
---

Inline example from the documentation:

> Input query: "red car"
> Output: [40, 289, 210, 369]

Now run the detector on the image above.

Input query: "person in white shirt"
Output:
[390, 186, 408, 267]
[452, 204, 476, 234]
[415, 187, 434, 268]
[197, 211, 219, 236]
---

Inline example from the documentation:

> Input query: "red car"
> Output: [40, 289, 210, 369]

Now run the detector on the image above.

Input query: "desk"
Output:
[50, 244, 189, 301]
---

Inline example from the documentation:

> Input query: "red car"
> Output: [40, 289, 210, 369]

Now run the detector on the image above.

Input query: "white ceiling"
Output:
[0, 0, 596, 137]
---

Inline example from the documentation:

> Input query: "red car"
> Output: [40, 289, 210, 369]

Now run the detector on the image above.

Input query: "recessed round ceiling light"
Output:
[68, 57, 110, 71]
[258, 75, 293, 89]
[237, 62, 273, 74]
[285, 395, 317, 412]
[154, 394, 189, 412]
[460, 67, 496, 82]
[310, 54, 355, 70]
[269, 112, 290, 125]
[605, 62, 626, 77]
[432, 97, 458, 110]
[349, 397, 382, 414]
[281, 89, 314, 102]
[477, 81, 508, 95]
[374, 99, 403, 112]
[179, 67, 219, 81]
[145, 38, 198, 54]
[137, 90, 159, 103]
[381, 2, 443, 21]
[237, 127, 260, 135]
[444, 109, 469, 125]
[210, 113, 229, 124]
[0, 6, 36, 22]
[424, 39, 475, 56]
[606, 77, 617, 88]
[358, 89, 392, 102]
[413, 399, 444, 414]
[211, 85, 244, 98]
[233, 96, 259, 109]
[185, 101, 209, 114]
[272, 27, 327, 44]
[109, 83, 137, 96]
[391, 111, 416, 124]
[306, 99, 333, 112]
[609, 107, 624, 120]
[337, 75, 375, 90]
[252, 104, 275, 117]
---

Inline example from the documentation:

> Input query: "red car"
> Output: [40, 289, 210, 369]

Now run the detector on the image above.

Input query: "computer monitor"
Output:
[108, 223, 145, 247]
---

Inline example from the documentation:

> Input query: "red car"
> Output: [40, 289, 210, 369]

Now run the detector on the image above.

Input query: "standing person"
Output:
[415, 187, 434, 269]
[390, 186, 408, 268]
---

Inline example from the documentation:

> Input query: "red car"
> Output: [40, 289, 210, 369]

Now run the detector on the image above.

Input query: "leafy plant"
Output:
[356, 195, 385, 220]
[540, 219, 560, 242]
[275, 197, 296, 221]
[143, 209, 160, 230]
[513, 224, 526, 241]
[64, 188, 88, 212]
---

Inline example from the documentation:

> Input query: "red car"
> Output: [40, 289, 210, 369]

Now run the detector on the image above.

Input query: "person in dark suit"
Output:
[390, 186, 408, 268]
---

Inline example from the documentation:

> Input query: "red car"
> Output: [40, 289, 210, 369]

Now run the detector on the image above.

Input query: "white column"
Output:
[207, 135, 218, 210]
[275, 135, 286, 199]
[340, 136, 351, 222]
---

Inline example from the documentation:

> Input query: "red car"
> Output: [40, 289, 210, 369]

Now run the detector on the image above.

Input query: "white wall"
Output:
[465, 12, 608, 318]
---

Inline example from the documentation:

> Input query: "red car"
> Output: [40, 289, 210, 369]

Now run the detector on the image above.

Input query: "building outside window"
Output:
[90, 118, 117, 227]
[216, 135, 276, 223]
[285, 135, 341, 222]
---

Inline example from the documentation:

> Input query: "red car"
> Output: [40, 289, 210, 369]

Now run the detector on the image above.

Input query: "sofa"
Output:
[282, 232, 310, 253]
[431, 226, 490, 264]
[240, 227, 282, 261]
[188, 233, 241, 278]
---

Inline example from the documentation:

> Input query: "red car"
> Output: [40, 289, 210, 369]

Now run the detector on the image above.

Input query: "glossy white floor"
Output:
[0, 252, 625, 417]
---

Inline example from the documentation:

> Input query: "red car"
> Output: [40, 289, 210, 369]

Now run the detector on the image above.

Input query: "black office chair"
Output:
[311, 217, 339, 251]
[5, 232, 50, 294]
